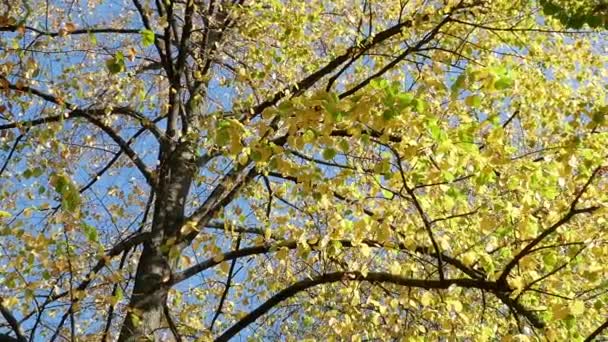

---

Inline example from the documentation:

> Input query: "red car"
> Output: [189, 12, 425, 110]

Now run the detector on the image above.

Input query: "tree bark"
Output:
[118, 143, 196, 341]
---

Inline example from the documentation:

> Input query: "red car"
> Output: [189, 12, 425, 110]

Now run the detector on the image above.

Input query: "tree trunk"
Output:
[118, 143, 196, 341]
[117, 243, 171, 341]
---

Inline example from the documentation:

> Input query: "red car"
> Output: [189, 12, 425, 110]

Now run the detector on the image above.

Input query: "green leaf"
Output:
[106, 52, 125, 74]
[427, 119, 446, 142]
[592, 108, 606, 124]
[541, 0, 560, 16]
[82, 222, 98, 242]
[494, 76, 514, 90]
[0, 211, 11, 218]
[64, 190, 81, 212]
[218, 119, 231, 129]
[51, 173, 70, 195]
[594, 300, 603, 310]
[412, 98, 426, 113]
[338, 139, 349, 153]
[322, 148, 337, 160]
[382, 108, 398, 121]
[381, 189, 393, 198]
[303, 129, 316, 143]
[23, 167, 43, 179]
[88, 31, 97, 45]
[465, 95, 482, 108]
[451, 74, 466, 94]
[303, 315, 314, 327]
[586, 15, 602, 28]
[250, 149, 262, 162]
[215, 128, 230, 147]
[396, 92, 414, 107]
[141, 29, 155, 47]
[50, 173, 81, 213]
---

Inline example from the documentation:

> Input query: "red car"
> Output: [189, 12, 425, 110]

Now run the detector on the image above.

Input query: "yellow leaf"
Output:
[449, 300, 463, 312]
[420, 291, 433, 306]
[545, 327, 559, 342]
[569, 300, 585, 316]
[265, 263, 274, 274]
[389, 261, 401, 275]
[212, 253, 225, 263]
[480, 217, 494, 233]
[1, 297, 17, 309]
[465, 95, 482, 108]
[237, 153, 249, 165]
[462, 252, 476, 266]
[511, 276, 525, 291]
[180, 220, 199, 235]
[276, 247, 289, 260]
[551, 303, 569, 320]
[360, 244, 371, 257]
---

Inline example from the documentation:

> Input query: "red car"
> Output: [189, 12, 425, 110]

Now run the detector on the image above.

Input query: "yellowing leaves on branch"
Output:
[1, 0, 608, 341]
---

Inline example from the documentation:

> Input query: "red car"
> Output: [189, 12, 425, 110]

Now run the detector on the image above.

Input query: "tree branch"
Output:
[497, 166, 603, 285]
[131, 0, 169, 75]
[178, 164, 256, 245]
[0, 298, 27, 342]
[0, 25, 156, 37]
[78, 116, 165, 195]
[47, 232, 152, 339]
[51, 232, 151, 302]
[83, 115, 156, 187]
[164, 304, 182, 342]
[0, 130, 27, 178]
[172, 232, 483, 287]
[245, 13, 423, 119]
[339, 14, 452, 99]
[0, 76, 157, 187]
[0, 334, 21, 342]
[585, 318, 608, 342]
[214, 271, 507, 341]
[209, 235, 241, 331]
[384, 141, 446, 280]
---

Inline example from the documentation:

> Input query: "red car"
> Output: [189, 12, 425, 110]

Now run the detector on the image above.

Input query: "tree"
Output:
[540, 0, 608, 29]
[0, 0, 607, 340]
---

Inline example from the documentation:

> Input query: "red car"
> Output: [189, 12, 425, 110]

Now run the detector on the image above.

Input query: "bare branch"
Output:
[209, 235, 241, 331]
[0, 130, 26, 178]
[383, 140, 445, 280]
[78, 116, 165, 194]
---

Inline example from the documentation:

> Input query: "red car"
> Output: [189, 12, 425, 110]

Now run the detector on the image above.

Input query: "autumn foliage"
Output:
[1, 0, 608, 341]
